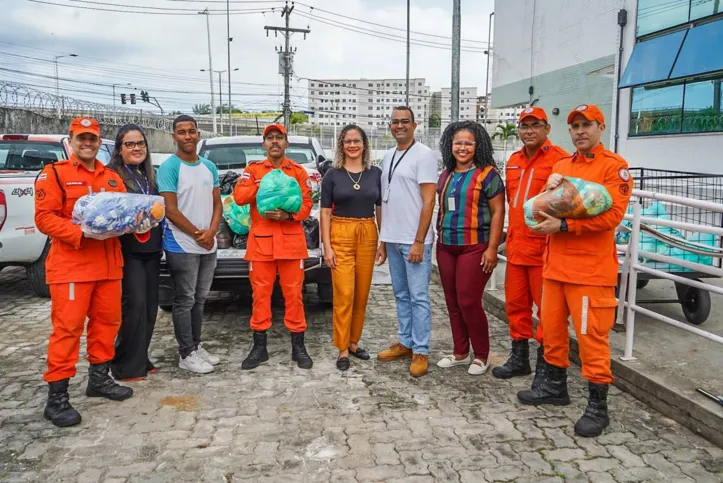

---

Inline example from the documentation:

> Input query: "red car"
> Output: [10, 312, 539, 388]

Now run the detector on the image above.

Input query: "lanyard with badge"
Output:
[383, 140, 416, 203]
[124, 165, 150, 195]
[445, 166, 473, 211]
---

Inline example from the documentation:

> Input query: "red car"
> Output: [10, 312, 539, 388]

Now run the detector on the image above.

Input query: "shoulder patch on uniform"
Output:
[108, 179, 118, 187]
[37, 173, 47, 181]
[619, 184, 630, 195]
[36, 189, 46, 200]
[305, 178, 312, 188]
[618, 168, 630, 182]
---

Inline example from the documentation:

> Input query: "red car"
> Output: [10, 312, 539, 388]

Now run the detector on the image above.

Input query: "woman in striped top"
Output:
[435, 120, 505, 375]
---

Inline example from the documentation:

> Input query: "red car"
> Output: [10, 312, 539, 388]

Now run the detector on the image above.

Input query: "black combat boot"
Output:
[86, 362, 133, 401]
[517, 363, 570, 406]
[574, 383, 610, 437]
[531, 345, 546, 390]
[242, 331, 270, 370]
[44, 379, 82, 427]
[492, 339, 531, 379]
[291, 332, 313, 369]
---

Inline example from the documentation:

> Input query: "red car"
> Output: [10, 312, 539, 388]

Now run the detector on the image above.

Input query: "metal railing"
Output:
[617, 190, 723, 360]
[0, 82, 215, 137]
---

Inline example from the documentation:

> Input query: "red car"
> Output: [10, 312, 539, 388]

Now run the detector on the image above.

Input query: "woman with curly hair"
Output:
[435, 120, 505, 375]
[320, 125, 383, 371]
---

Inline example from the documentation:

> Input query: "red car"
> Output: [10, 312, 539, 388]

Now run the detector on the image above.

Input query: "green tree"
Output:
[428, 113, 441, 128]
[217, 104, 242, 115]
[192, 103, 212, 115]
[290, 112, 309, 125]
[492, 122, 519, 154]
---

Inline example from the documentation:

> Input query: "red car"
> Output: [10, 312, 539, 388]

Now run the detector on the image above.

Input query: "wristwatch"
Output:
[287, 212, 294, 221]
[560, 219, 568, 232]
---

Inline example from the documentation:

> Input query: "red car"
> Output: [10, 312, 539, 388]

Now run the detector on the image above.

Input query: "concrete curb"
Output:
[431, 261, 723, 448]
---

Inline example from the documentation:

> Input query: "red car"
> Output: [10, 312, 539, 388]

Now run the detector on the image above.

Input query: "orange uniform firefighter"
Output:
[233, 123, 314, 370]
[35, 117, 139, 428]
[517, 104, 633, 438]
[493, 107, 569, 386]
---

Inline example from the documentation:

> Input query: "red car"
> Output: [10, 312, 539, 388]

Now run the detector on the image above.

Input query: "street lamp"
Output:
[484, 12, 494, 124]
[54, 53, 77, 116]
[202, 68, 238, 135]
[199, 8, 217, 134]
[112, 82, 131, 124]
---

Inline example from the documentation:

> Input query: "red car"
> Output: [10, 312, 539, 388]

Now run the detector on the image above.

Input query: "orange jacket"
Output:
[543, 143, 633, 287]
[34, 155, 127, 284]
[233, 157, 313, 261]
[506, 139, 569, 266]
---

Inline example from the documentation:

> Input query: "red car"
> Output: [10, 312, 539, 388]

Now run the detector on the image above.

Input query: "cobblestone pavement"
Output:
[1, 267, 722, 483]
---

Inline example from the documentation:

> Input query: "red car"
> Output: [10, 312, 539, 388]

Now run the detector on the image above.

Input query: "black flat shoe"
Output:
[336, 357, 350, 371]
[349, 347, 370, 360]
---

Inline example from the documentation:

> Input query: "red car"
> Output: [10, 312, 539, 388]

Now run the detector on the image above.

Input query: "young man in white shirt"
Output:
[376, 106, 438, 377]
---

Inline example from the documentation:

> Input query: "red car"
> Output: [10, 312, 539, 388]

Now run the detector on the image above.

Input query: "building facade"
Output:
[307, 78, 430, 129]
[491, 0, 723, 173]
[477, 95, 527, 128]
[440, 87, 478, 128]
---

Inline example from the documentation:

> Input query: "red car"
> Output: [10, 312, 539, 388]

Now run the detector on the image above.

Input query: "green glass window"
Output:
[691, 0, 723, 21]
[683, 79, 723, 133]
[637, 0, 690, 37]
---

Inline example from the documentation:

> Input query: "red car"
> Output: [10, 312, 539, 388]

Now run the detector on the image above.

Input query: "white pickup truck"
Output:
[0, 134, 115, 296]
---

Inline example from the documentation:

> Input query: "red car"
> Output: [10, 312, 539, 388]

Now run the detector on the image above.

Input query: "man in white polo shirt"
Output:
[157, 115, 223, 374]
[376, 106, 438, 377]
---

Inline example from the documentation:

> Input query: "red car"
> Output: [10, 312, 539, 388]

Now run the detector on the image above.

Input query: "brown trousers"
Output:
[330, 216, 378, 351]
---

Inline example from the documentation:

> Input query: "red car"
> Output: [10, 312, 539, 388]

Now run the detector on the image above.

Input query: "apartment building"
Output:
[440, 87, 478, 128]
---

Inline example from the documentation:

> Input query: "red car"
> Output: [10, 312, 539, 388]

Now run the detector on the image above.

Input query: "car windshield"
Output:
[200, 143, 316, 170]
[0, 141, 66, 170]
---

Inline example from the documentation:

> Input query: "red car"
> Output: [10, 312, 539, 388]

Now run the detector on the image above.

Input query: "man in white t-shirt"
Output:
[157, 115, 223, 375]
[376, 106, 438, 377]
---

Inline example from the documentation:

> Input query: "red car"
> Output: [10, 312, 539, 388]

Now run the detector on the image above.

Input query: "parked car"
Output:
[157, 135, 333, 310]
[0, 134, 115, 296]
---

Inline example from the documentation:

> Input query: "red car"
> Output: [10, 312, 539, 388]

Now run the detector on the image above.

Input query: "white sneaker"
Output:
[197, 343, 220, 366]
[437, 354, 471, 368]
[468, 358, 492, 375]
[179, 351, 214, 374]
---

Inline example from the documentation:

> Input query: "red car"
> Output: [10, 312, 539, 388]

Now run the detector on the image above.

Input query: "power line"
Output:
[28, 0, 270, 15]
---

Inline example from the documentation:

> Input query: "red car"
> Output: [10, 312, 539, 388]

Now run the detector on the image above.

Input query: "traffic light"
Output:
[141, 90, 150, 103]
[120, 93, 127, 104]
[130, 93, 136, 104]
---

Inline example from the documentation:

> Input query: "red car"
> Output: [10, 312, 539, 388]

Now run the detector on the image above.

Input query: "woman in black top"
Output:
[321, 124, 382, 371]
[107, 124, 163, 381]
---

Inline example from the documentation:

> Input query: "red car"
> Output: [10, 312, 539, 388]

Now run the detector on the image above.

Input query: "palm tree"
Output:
[491, 123, 519, 156]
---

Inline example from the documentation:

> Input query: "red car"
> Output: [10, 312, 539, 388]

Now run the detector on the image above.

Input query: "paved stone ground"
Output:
[0, 267, 722, 483]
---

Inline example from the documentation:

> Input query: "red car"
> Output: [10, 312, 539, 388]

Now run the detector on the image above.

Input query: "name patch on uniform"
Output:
[65, 181, 86, 186]
[506, 165, 521, 170]
[619, 184, 630, 195]
[618, 168, 630, 182]
[108, 179, 118, 187]
[37, 173, 47, 181]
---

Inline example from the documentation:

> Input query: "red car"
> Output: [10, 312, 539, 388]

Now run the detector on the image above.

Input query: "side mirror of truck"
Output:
[319, 159, 333, 177]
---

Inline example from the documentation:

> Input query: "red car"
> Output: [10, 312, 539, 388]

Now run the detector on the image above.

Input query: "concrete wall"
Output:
[0, 107, 176, 152]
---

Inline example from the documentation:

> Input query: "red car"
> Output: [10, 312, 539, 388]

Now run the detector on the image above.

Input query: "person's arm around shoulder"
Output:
[34, 165, 85, 248]
[408, 148, 438, 263]
[481, 169, 506, 273]
[157, 158, 200, 238]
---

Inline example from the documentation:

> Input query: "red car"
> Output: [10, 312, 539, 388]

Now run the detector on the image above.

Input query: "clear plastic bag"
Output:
[257, 169, 302, 214]
[524, 177, 613, 227]
[72, 192, 165, 239]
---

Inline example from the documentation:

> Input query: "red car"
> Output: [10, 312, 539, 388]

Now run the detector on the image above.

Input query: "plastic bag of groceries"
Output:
[256, 169, 302, 214]
[222, 195, 251, 235]
[72, 192, 165, 239]
[524, 177, 613, 227]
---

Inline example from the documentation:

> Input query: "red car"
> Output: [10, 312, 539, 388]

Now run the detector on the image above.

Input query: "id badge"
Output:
[383, 187, 390, 203]
[447, 197, 456, 211]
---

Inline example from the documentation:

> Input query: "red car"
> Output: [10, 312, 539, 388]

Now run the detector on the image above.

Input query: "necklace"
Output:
[346, 168, 363, 190]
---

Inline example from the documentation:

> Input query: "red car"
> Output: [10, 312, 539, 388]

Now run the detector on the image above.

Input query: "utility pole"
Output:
[265, 2, 310, 129]
[451, 0, 461, 122]
[199, 8, 217, 134]
[227, 0, 232, 136]
[406, 0, 410, 107]
[484, 12, 494, 124]
[54, 53, 77, 117]
[112, 82, 131, 124]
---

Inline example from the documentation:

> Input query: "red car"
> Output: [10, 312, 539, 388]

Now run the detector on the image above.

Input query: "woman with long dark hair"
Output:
[320, 124, 382, 371]
[107, 124, 163, 381]
[435, 121, 505, 376]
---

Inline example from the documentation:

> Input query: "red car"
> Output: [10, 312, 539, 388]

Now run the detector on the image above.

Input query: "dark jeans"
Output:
[165, 251, 217, 358]
[111, 253, 161, 379]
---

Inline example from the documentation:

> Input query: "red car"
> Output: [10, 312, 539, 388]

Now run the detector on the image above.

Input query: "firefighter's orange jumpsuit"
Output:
[34, 155, 127, 383]
[505, 138, 569, 343]
[542, 143, 633, 384]
[233, 158, 313, 332]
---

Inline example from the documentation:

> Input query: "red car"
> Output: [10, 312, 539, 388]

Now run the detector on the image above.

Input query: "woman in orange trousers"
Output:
[320, 124, 383, 371]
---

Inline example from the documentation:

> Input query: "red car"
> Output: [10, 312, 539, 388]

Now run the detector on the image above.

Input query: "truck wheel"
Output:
[318, 282, 333, 305]
[636, 279, 649, 289]
[27, 243, 50, 298]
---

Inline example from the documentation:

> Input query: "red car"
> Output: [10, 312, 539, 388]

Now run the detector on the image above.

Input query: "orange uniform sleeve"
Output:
[233, 164, 260, 206]
[291, 166, 313, 222]
[566, 158, 633, 234]
[34, 166, 84, 249]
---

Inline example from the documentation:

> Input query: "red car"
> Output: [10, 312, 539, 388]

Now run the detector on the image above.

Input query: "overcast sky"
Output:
[2, 0, 493, 115]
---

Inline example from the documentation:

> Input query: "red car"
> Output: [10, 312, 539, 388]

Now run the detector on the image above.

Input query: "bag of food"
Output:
[222, 195, 251, 235]
[524, 177, 613, 227]
[256, 169, 302, 214]
[72, 192, 165, 239]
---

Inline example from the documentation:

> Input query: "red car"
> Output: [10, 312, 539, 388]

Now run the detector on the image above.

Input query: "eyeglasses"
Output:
[452, 141, 476, 148]
[517, 123, 547, 132]
[390, 119, 413, 126]
[343, 139, 363, 146]
[122, 140, 147, 149]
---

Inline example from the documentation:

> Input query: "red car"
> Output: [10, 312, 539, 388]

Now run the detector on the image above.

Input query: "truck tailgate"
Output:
[0, 173, 47, 264]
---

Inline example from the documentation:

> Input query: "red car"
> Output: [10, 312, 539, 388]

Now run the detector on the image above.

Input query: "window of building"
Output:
[637, 0, 690, 37]
[692, 0, 723, 20]
[670, 17, 723, 79]
[619, 29, 687, 88]
[310, 83, 315, 87]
